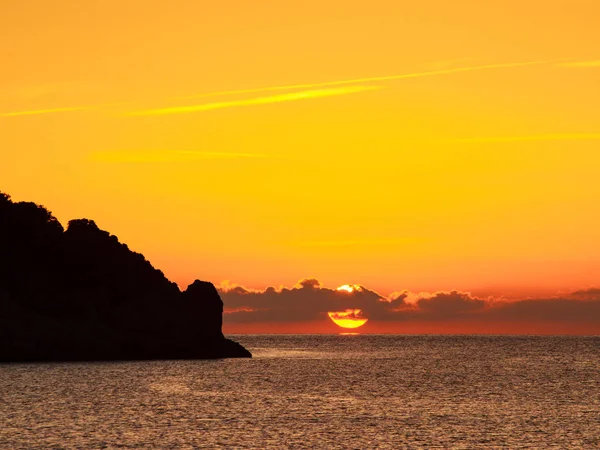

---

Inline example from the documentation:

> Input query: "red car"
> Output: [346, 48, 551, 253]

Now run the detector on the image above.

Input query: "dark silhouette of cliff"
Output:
[0, 192, 251, 361]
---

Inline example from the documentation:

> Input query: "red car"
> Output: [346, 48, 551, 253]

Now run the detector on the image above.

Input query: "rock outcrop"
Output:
[0, 192, 251, 361]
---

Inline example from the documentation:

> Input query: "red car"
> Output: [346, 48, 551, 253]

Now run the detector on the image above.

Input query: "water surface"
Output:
[1, 335, 598, 448]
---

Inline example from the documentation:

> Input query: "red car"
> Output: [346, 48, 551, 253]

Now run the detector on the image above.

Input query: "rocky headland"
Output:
[0, 192, 251, 361]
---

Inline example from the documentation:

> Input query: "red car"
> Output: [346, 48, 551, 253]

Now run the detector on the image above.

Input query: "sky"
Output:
[1, 0, 599, 333]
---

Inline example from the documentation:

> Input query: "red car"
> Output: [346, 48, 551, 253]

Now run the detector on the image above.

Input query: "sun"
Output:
[327, 309, 368, 329]
[336, 284, 361, 293]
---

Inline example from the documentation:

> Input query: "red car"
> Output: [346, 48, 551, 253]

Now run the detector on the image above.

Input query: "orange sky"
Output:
[2, 1, 600, 331]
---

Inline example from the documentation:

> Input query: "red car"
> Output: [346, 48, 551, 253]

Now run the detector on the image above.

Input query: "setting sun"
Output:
[336, 284, 361, 293]
[327, 309, 368, 329]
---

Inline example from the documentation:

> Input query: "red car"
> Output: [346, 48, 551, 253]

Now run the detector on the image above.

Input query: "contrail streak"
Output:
[90, 150, 274, 162]
[449, 133, 600, 143]
[558, 60, 600, 68]
[1, 105, 96, 117]
[1, 58, 573, 118]
[175, 59, 562, 100]
[128, 86, 382, 116]
[0, 102, 124, 117]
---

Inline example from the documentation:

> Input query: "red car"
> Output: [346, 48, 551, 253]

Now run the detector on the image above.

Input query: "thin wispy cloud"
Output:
[2, 59, 566, 118]
[291, 237, 427, 248]
[0, 102, 124, 118]
[558, 60, 600, 68]
[175, 59, 563, 100]
[448, 133, 600, 144]
[0, 105, 98, 117]
[297, 241, 360, 248]
[90, 150, 273, 163]
[127, 86, 382, 116]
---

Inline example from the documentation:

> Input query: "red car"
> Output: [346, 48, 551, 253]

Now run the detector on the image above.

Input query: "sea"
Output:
[1, 335, 598, 449]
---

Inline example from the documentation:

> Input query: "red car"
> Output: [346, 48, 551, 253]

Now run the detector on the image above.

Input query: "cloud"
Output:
[558, 60, 600, 68]
[2, 58, 564, 118]
[291, 240, 362, 248]
[127, 86, 382, 116]
[415, 291, 486, 318]
[0, 101, 125, 118]
[289, 237, 427, 248]
[568, 288, 600, 300]
[328, 309, 366, 321]
[89, 150, 274, 163]
[488, 298, 600, 323]
[0, 105, 99, 117]
[176, 59, 560, 100]
[219, 279, 600, 328]
[446, 133, 600, 144]
[219, 278, 402, 323]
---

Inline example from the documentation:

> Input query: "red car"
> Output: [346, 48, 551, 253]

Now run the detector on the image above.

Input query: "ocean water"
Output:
[1, 335, 598, 449]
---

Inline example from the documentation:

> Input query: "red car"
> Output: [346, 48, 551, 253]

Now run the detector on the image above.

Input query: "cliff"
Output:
[0, 192, 251, 361]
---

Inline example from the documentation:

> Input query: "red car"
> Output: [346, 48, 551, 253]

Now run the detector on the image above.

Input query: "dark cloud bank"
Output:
[219, 279, 600, 331]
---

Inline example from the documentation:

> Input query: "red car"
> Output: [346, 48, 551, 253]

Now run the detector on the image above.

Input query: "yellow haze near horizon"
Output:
[2, 0, 600, 296]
